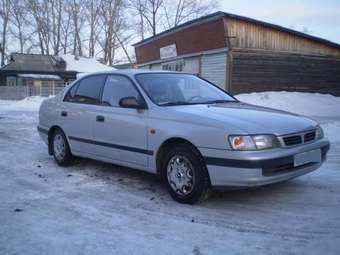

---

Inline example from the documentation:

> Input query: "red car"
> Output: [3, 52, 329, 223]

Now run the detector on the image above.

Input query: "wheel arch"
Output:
[155, 137, 205, 176]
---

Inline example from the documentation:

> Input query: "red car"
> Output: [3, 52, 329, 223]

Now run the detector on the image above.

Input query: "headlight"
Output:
[229, 135, 256, 150]
[315, 125, 324, 140]
[229, 135, 280, 150]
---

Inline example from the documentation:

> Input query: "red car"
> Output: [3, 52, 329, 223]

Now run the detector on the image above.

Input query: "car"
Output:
[38, 70, 330, 204]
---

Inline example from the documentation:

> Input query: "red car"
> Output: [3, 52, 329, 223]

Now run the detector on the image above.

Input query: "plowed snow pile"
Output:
[236, 91, 340, 117]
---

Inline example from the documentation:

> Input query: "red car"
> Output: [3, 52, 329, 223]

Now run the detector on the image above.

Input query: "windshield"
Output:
[135, 73, 236, 106]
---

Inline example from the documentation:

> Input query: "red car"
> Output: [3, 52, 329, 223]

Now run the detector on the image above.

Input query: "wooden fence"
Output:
[0, 85, 65, 100]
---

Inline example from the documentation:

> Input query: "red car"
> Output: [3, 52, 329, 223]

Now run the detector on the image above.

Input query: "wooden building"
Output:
[0, 53, 78, 86]
[133, 12, 340, 95]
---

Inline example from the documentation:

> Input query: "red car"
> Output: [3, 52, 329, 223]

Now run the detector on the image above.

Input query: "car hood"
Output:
[168, 102, 317, 135]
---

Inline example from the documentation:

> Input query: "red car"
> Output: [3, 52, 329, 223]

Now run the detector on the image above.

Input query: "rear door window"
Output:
[64, 75, 106, 105]
[64, 82, 79, 102]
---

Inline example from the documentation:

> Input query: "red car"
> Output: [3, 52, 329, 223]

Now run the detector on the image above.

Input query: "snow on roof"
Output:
[59, 54, 115, 73]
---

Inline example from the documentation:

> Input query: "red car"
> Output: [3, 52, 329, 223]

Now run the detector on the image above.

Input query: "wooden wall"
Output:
[224, 18, 340, 57]
[231, 49, 340, 95]
[135, 19, 226, 64]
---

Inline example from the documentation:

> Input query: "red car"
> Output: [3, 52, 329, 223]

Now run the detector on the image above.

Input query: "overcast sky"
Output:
[217, 0, 340, 44]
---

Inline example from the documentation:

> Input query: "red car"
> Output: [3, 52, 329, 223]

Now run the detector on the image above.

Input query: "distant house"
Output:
[0, 54, 75, 88]
[0, 53, 114, 87]
[0, 53, 114, 99]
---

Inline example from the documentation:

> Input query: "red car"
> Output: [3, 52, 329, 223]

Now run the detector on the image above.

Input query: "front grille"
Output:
[304, 131, 316, 143]
[281, 129, 317, 147]
[283, 135, 302, 146]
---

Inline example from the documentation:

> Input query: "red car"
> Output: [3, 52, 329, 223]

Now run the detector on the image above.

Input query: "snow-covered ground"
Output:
[0, 92, 339, 254]
[0, 96, 51, 112]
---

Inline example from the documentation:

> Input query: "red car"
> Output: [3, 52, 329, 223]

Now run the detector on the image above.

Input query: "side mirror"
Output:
[119, 97, 145, 109]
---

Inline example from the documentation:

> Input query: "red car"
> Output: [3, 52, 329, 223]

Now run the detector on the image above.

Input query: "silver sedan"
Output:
[38, 70, 330, 204]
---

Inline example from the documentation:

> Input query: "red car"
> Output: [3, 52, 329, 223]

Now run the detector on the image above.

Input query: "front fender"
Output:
[147, 117, 228, 171]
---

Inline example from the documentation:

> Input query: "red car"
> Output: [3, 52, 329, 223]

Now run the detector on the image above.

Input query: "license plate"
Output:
[294, 149, 321, 167]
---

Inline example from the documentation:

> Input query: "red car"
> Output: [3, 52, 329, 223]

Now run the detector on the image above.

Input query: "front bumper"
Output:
[200, 138, 330, 187]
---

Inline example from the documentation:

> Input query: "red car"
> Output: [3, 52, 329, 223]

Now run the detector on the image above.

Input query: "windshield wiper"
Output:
[158, 101, 194, 106]
[159, 99, 237, 106]
[205, 99, 236, 104]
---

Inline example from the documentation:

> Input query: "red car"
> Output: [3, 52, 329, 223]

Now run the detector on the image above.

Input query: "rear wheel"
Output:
[161, 144, 211, 204]
[52, 129, 74, 166]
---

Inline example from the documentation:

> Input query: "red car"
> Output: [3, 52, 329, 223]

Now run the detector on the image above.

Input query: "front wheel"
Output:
[52, 129, 74, 166]
[161, 144, 211, 204]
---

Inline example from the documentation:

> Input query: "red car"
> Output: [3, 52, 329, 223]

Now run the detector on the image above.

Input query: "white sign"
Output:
[160, 44, 177, 59]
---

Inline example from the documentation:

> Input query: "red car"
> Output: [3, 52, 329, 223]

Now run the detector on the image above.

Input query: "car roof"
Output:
[81, 69, 191, 78]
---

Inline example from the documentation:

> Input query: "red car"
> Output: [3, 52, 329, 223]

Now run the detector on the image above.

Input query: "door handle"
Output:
[96, 115, 105, 122]
[61, 111, 67, 117]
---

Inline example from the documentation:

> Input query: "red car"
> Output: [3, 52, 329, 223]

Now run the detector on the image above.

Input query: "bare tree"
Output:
[163, 0, 217, 29]
[9, 0, 29, 53]
[50, 0, 63, 55]
[0, 0, 10, 66]
[100, 0, 125, 65]
[129, 0, 215, 40]
[1, 0, 217, 65]
[129, 0, 147, 40]
[27, 0, 50, 54]
[144, 0, 163, 36]
[85, 0, 102, 57]
[60, 2, 72, 54]
[114, 30, 134, 64]
[69, 0, 84, 57]
[129, 0, 163, 37]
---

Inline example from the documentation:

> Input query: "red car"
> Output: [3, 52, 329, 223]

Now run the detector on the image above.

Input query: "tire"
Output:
[161, 143, 211, 204]
[51, 128, 74, 166]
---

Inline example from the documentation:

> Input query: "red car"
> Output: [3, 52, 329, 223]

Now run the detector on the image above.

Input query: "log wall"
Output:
[231, 49, 340, 95]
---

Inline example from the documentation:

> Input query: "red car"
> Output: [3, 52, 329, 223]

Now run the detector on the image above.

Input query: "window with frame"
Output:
[101, 75, 141, 107]
[162, 60, 185, 72]
[64, 75, 106, 105]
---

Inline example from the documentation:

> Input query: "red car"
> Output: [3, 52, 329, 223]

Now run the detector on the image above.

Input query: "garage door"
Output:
[201, 52, 227, 90]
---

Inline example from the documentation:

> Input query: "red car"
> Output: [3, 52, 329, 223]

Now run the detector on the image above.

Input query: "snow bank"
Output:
[322, 121, 340, 142]
[236, 91, 340, 117]
[0, 96, 50, 112]
[60, 54, 115, 73]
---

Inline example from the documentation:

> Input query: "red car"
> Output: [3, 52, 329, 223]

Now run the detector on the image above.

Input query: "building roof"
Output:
[0, 53, 114, 74]
[1, 53, 65, 72]
[133, 11, 340, 50]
